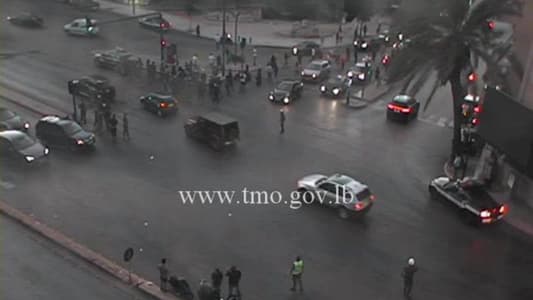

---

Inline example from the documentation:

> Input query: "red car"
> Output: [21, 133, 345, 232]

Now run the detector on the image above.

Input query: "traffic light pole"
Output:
[160, 31, 165, 62]
[72, 94, 78, 122]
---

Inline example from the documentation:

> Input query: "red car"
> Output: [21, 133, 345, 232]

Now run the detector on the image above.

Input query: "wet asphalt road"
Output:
[2, 1, 533, 300]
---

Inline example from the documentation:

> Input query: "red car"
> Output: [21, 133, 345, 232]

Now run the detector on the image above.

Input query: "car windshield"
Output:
[11, 134, 35, 150]
[277, 82, 293, 91]
[393, 95, 412, 104]
[0, 110, 16, 120]
[307, 63, 323, 70]
[61, 122, 83, 135]
[356, 188, 372, 201]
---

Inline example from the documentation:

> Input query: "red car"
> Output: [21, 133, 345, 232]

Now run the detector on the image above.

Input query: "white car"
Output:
[64, 18, 98, 36]
[297, 173, 375, 219]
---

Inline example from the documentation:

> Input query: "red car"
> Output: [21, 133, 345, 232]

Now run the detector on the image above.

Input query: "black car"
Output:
[353, 37, 381, 52]
[386, 95, 420, 122]
[319, 75, 351, 98]
[184, 112, 240, 151]
[429, 177, 508, 225]
[0, 130, 49, 164]
[0, 108, 30, 131]
[71, 75, 116, 102]
[6, 13, 44, 28]
[36, 116, 95, 150]
[346, 61, 372, 83]
[140, 93, 178, 117]
[268, 80, 304, 104]
[138, 16, 170, 31]
[93, 48, 136, 75]
[291, 41, 321, 57]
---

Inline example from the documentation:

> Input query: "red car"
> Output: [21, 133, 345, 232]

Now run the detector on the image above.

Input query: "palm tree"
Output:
[386, 0, 523, 158]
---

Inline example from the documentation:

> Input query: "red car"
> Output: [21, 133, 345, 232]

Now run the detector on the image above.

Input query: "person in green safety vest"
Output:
[290, 256, 304, 292]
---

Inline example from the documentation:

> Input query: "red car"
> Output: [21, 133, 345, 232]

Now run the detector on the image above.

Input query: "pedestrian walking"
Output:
[290, 256, 304, 292]
[158, 258, 169, 292]
[93, 110, 101, 132]
[197, 279, 215, 300]
[363, 24, 368, 37]
[284, 52, 289, 67]
[79, 100, 87, 125]
[256, 68, 262, 87]
[402, 257, 418, 298]
[375, 67, 381, 86]
[252, 47, 257, 66]
[225, 266, 242, 298]
[353, 50, 358, 63]
[225, 74, 232, 96]
[266, 63, 273, 82]
[279, 108, 285, 134]
[122, 113, 130, 141]
[346, 77, 353, 105]
[248, 36, 252, 45]
[376, 23, 382, 35]
[109, 114, 118, 141]
[196, 24, 200, 37]
[345, 47, 351, 62]
[335, 31, 340, 45]
[239, 72, 247, 92]
[211, 268, 223, 299]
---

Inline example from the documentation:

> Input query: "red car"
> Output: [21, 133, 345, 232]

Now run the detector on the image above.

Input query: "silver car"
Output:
[297, 173, 375, 218]
[300, 60, 331, 82]
[0, 130, 49, 164]
[64, 18, 98, 36]
[0, 108, 30, 131]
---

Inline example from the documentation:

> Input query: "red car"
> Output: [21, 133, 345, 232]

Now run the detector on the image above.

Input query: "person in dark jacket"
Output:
[256, 68, 262, 87]
[225, 266, 242, 297]
[402, 257, 418, 298]
[109, 114, 118, 141]
[211, 268, 223, 299]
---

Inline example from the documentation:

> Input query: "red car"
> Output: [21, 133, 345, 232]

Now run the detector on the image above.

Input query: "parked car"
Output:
[64, 18, 98, 36]
[297, 173, 375, 219]
[139, 93, 178, 117]
[301, 60, 331, 82]
[428, 177, 508, 225]
[386, 95, 420, 122]
[0, 108, 30, 131]
[0, 130, 49, 164]
[6, 13, 44, 28]
[268, 79, 304, 104]
[184, 112, 240, 151]
[36, 116, 95, 151]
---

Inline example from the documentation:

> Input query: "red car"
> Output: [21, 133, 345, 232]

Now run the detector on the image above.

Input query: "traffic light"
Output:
[468, 72, 477, 82]
[159, 21, 169, 31]
[487, 20, 495, 31]
[160, 38, 167, 48]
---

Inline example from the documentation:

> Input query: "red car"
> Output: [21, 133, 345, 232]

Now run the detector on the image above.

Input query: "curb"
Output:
[0, 200, 180, 300]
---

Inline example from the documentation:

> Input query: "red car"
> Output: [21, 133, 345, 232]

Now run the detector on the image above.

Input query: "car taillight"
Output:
[473, 105, 482, 113]
[370, 195, 376, 201]
[355, 202, 365, 211]
[499, 205, 508, 214]
[160, 102, 168, 108]
[387, 104, 412, 113]
[480, 210, 491, 218]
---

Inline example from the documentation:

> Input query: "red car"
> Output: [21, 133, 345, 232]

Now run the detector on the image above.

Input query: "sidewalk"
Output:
[443, 159, 533, 237]
[98, 0, 388, 48]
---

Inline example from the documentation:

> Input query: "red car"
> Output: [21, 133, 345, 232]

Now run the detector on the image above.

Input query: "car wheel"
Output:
[428, 186, 438, 200]
[338, 207, 350, 219]
[157, 110, 163, 117]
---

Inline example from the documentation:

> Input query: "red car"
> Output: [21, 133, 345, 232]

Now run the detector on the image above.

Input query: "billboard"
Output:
[478, 87, 533, 177]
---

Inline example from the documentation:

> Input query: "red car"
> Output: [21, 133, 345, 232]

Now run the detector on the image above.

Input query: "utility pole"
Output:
[222, 0, 227, 75]
[233, 0, 240, 55]
[131, 0, 136, 15]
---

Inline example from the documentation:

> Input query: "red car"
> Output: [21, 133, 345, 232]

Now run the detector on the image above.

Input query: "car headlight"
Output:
[77, 139, 85, 145]
[332, 88, 340, 95]
[312, 73, 317, 78]
[353, 40, 358, 46]
[358, 73, 365, 80]
[347, 71, 354, 78]
[283, 97, 290, 104]
[268, 94, 274, 101]
[25, 155, 35, 163]
[361, 42, 368, 48]
[384, 36, 390, 42]
[292, 48, 298, 55]
[320, 85, 326, 92]
[44, 147, 49, 155]
[301, 71, 305, 76]
[24, 122, 30, 129]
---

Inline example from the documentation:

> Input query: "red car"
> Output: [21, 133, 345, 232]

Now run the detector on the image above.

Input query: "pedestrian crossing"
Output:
[369, 99, 454, 128]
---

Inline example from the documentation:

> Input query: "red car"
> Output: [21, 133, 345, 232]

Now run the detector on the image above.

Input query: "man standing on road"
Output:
[109, 114, 118, 142]
[211, 268, 223, 299]
[402, 257, 418, 298]
[158, 258, 169, 292]
[225, 266, 242, 298]
[122, 113, 130, 141]
[280, 108, 286, 134]
[290, 256, 304, 292]
[196, 24, 201, 37]
[346, 77, 353, 105]
[79, 100, 87, 125]
[375, 67, 381, 86]
[252, 47, 258, 66]
[284, 52, 289, 67]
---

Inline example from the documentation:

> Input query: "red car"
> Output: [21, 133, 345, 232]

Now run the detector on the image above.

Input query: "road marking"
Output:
[0, 180, 15, 190]
[437, 117, 447, 127]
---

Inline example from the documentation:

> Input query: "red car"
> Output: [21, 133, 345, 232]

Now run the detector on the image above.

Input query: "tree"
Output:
[386, 0, 523, 159]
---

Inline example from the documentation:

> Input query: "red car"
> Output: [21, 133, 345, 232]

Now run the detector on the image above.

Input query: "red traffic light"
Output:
[472, 118, 479, 125]
[160, 38, 167, 47]
[487, 20, 495, 30]
[160, 21, 169, 29]
[468, 72, 477, 82]
[473, 105, 482, 113]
